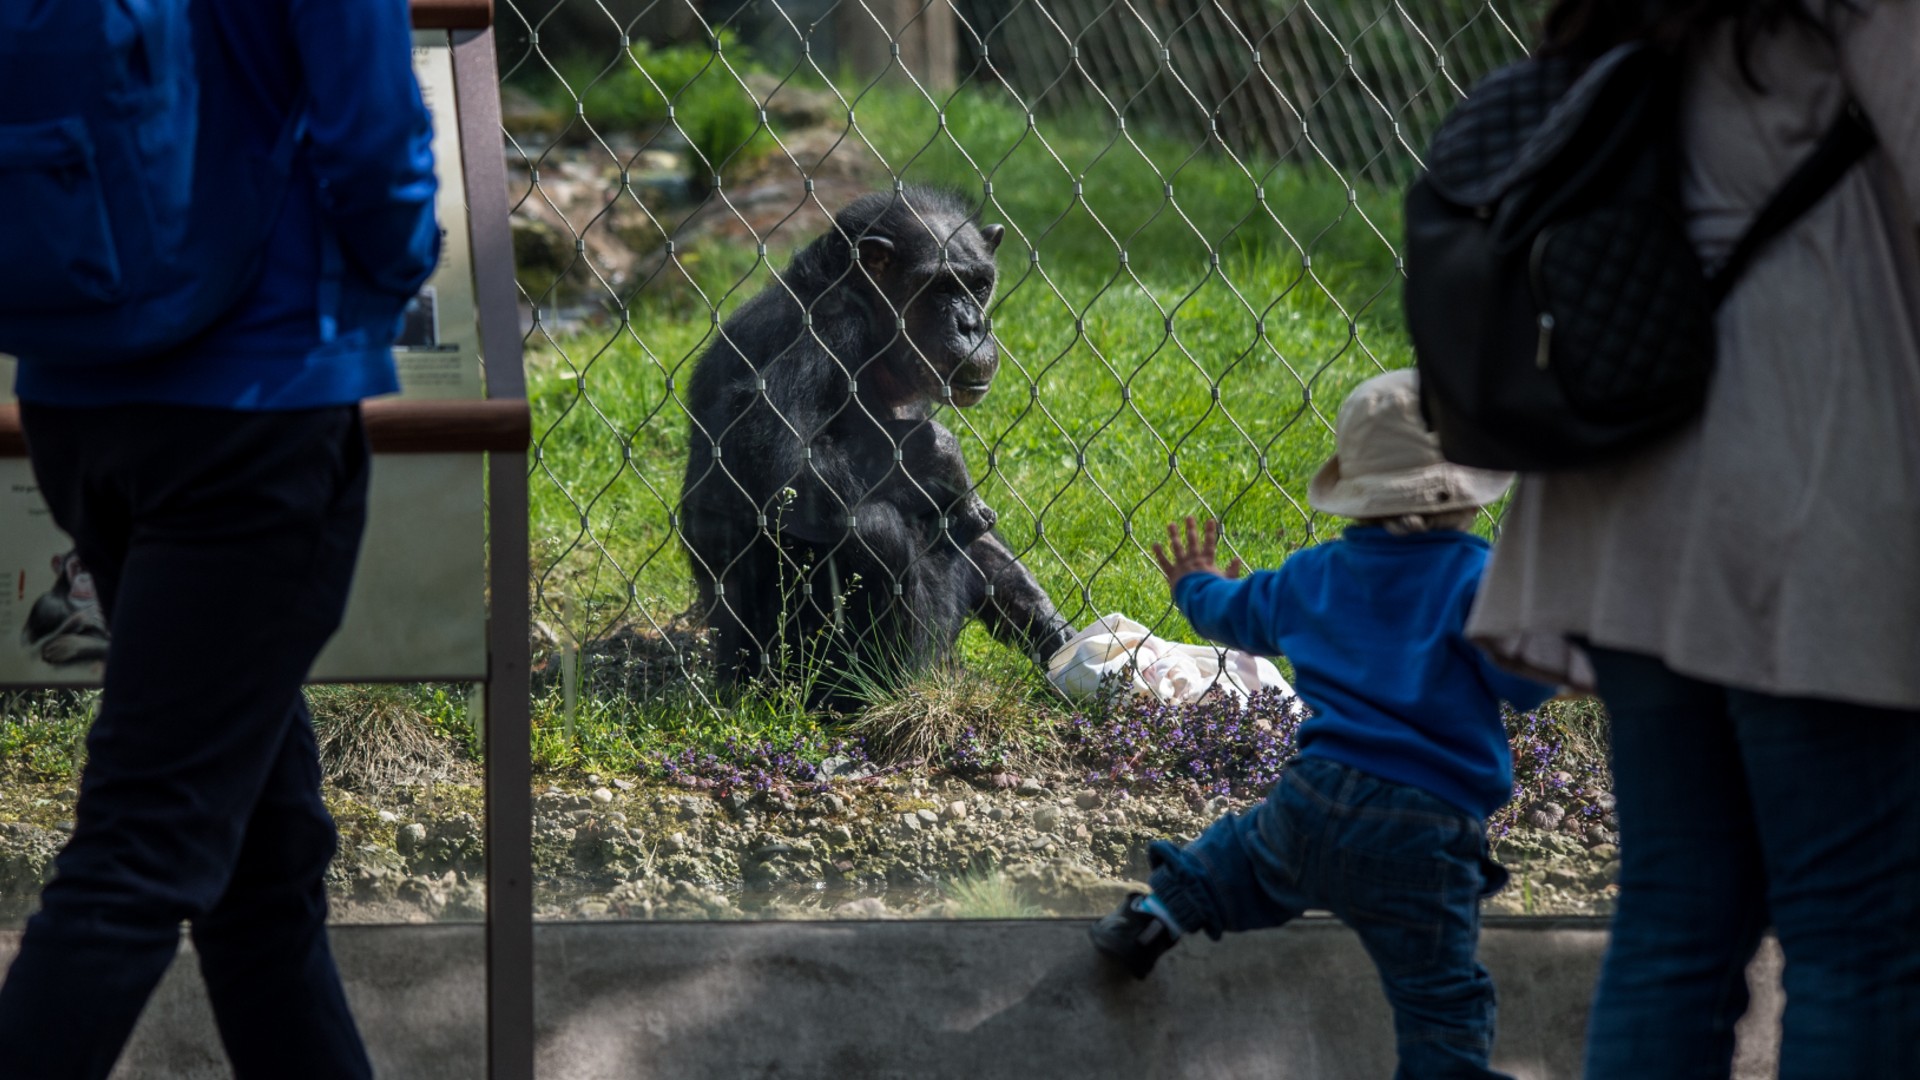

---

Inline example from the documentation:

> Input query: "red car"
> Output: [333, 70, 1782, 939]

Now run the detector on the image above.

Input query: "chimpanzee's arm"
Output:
[961, 531, 1076, 664]
[824, 416, 998, 549]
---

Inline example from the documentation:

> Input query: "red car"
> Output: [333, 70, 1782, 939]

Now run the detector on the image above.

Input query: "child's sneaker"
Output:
[1089, 893, 1180, 979]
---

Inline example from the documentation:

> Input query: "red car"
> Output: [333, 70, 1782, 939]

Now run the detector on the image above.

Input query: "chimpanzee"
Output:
[680, 186, 1075, 702]
[22, 550, 110, 666]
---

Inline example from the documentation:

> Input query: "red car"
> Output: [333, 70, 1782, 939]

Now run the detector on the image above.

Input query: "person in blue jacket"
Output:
[1090, 369, 1556, 1079]
[0, 2, 437, 1077]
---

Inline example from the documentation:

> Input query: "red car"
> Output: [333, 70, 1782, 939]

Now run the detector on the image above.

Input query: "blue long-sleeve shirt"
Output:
[1174, 527, 1554, 819]
[15, 0, 437, 410]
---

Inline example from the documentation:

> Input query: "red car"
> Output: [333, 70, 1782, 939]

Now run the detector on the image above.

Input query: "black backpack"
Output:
[1405, 42, 1875, 471]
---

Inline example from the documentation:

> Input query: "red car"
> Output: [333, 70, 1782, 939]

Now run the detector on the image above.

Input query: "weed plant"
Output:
[942, 868, 1042, 919]
[0, 691, 93, 783]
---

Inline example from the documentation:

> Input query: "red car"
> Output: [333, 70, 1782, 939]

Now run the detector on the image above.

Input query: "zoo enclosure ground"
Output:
[523, 74, 1435, 719]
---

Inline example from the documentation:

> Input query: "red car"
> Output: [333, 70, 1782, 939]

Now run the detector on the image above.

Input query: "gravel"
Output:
[0, 766, 1623, 926]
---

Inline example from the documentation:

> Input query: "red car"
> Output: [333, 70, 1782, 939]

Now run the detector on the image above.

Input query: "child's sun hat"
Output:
[1307, 369, 1515, 517]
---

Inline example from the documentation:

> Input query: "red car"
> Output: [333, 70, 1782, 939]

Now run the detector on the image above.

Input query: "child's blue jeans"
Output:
[1149, 756, 1512, 1080]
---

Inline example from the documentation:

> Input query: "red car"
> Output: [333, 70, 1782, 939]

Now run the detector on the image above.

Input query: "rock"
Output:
[591, 788, 615, 805]
[612, 777, 635, 792]
[1016, 778, 1045, 797]
[897, 814, 921, 835]
[743, 72, 838, 127]
[914, 808, 940, 828]
[435, 814, 478, 843]
[987, 806, 1010, 823]
[1074, 791, 1103, 811]
[510, 217, 572, 284]
[1033, 806, 1063, 833]
[1593, 793, 1617, 813]
[1204, 796, 1232, 817]
[397, 822, 428, 855]
[576, 898, 612, 919]
[586, 774, 602, 785]
[989, 773, 1019, 790]
[832, 897, 891, 920]
[1108, 809, 1128, 826]
[820, 794, 848, 815]
[663, 832, 688, 855]
[498, 85, 566, 143]
[1588, 842, 1619, 861]
[752, 839, 798, 862]
[826, 824, 855, 846]
[0, 823, 61, 903]
[1544, 866, 1582, 889]
[819, 756, 874, 781]
[443, 877, 488, 921]
[377, 810, 400, 825]
[940, 801, 969, 822]
[1004, 858, 1140, 914]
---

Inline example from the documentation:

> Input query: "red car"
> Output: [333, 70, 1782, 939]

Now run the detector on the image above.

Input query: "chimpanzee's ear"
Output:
[857, 236, 894, 276]
[979, 224, 1005, 252]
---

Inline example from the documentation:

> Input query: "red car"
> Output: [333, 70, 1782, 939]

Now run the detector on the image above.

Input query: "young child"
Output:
[1090, 369, 1554, 1079]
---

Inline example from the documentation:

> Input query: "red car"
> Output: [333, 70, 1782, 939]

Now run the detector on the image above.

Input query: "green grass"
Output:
[529, 82, 1420, 684]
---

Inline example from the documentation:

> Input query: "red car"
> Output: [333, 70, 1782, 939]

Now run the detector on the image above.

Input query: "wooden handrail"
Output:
[0, 398, 530, 456]
[364, 397, 531, 453]
[411, 0, 493, 30]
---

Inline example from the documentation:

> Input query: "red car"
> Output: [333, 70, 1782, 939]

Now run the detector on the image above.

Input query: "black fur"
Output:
[681, 186, 1075, 703]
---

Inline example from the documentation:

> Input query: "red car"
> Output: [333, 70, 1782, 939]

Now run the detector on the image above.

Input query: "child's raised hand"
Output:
[1152, 516, 1245, 587]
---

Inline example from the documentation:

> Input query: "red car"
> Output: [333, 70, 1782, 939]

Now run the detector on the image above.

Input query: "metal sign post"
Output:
[417, 3, 535, 1076]
[440, 9, 536, 1080]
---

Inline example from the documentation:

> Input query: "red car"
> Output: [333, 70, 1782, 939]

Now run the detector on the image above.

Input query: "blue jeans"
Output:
[1150, 756, 1511, 1080]
[1584, 647, 1920, 1080]
[0, 405, 374, 1080]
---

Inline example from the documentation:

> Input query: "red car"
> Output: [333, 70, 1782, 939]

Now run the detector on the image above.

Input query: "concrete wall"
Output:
[0, 919, 1782, 1079]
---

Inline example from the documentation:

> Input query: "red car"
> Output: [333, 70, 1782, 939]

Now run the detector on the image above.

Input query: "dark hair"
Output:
[1538, 0, 1843, 85]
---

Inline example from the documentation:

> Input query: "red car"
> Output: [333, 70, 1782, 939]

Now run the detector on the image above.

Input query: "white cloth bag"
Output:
[1045, 612, 1292, 705]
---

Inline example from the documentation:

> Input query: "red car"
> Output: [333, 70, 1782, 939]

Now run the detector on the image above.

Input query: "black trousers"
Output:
[0, 403, 374, 1080]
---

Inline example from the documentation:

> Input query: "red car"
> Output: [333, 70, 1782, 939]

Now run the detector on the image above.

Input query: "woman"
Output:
[1467, 1, 1920, 1076]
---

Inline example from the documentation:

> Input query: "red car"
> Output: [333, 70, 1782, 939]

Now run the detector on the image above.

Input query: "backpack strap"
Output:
[1707, 98, 1877, 306]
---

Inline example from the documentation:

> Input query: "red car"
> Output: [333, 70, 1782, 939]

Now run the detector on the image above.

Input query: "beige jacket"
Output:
[1468, 1, 1920, 708]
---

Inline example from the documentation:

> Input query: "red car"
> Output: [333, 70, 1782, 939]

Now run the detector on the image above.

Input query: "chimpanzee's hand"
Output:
[1152, 516, 1245, 589]
[944, 492, 998, 548]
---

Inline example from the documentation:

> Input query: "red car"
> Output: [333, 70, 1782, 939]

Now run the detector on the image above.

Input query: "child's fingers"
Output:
[1224, 557, 1246, 579]
[1151, 542, 1175, 577]
[1183, 516, 1200, 553]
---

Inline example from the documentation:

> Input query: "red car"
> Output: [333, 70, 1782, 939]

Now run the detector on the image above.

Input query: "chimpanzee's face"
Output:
[860, 216, 1005, 408]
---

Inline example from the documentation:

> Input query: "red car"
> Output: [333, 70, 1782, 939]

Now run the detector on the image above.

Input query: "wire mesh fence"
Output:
[496, 0, 1542, 716]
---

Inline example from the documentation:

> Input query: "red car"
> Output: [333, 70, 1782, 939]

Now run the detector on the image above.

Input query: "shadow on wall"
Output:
[43, 920, 1786, 1080]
